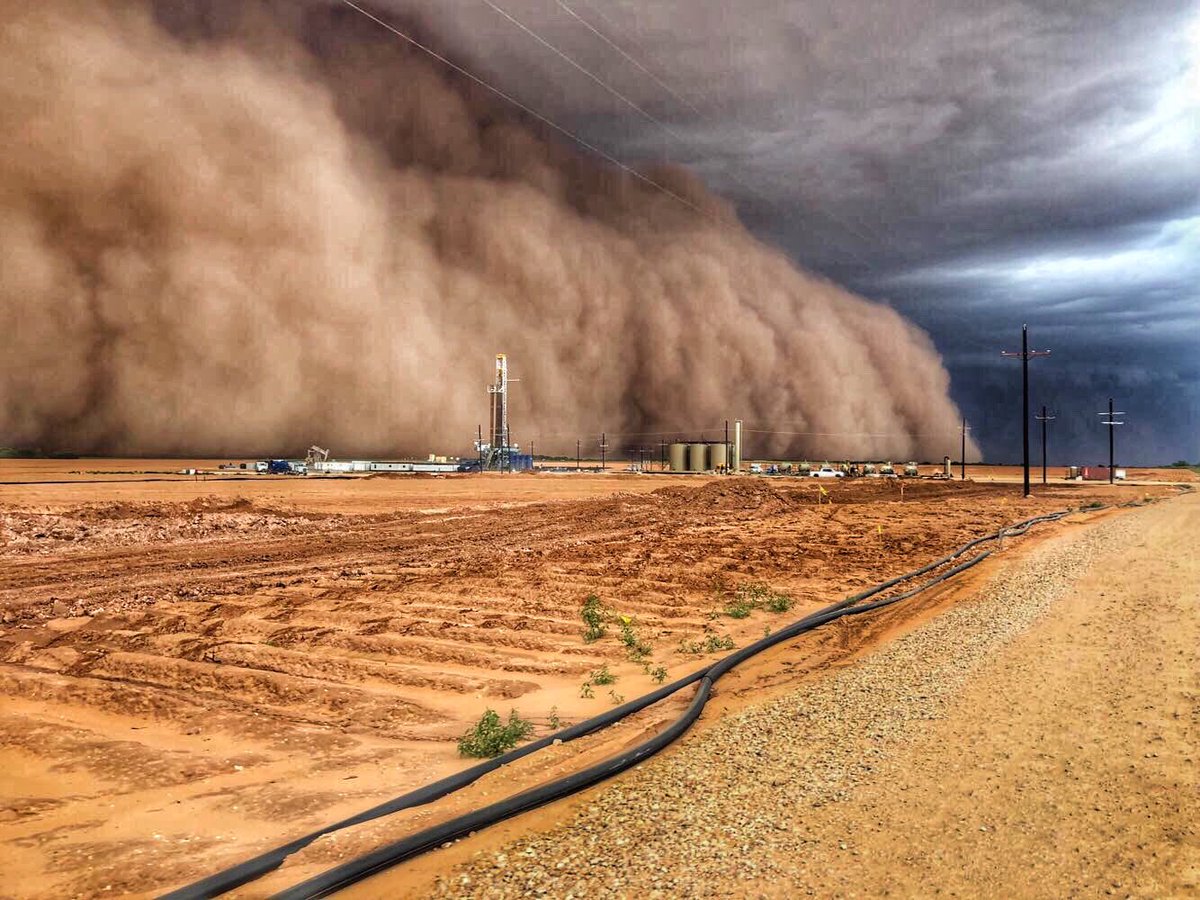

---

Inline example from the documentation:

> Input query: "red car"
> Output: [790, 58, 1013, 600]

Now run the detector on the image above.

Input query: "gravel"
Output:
[426, 511, 1141, 899]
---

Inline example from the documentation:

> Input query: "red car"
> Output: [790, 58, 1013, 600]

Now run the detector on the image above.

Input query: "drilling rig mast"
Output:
[476, 354, 520, 470]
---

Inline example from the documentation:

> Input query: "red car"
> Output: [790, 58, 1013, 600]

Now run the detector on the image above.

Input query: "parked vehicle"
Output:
[810, 466, 845, 478]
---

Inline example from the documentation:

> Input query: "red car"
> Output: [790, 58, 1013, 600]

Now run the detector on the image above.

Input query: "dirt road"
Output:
[398, 491, 1198, 898]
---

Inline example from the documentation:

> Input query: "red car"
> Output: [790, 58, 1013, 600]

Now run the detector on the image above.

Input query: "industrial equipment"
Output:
[668, 443, 687, 472]
[476, 354, 524, 470]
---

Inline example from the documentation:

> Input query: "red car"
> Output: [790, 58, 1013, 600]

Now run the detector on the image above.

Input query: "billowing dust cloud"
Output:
[0, 1, 980, 462]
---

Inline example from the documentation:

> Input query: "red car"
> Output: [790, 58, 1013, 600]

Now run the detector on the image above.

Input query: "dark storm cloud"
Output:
[378, 0, 1198, 462]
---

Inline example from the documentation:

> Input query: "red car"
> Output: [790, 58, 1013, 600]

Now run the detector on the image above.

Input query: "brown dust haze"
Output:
[0, 1, 980, 461]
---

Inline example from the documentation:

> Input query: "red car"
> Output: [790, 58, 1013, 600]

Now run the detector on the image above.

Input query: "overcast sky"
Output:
[386, 0, 1198, 464]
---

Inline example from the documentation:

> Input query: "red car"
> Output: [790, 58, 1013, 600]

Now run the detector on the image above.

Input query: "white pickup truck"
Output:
[810, 466, 845, 478]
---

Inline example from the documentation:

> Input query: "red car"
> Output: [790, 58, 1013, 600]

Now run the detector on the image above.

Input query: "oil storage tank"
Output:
[709, 442, 728, 472]
[668, 443, 688, 472]
[688, 443, 708, 472]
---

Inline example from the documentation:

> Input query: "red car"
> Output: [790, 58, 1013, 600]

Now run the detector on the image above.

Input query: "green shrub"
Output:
[591, 665, 616, 685]
[608, 689, 624, 704]
[765, 592, 793, 613]
[614, 615, 654, 661]
[579, 682, 594, 699]
[457, 709, 534, 758]
[548, 706, 562, 730]
[725, 597, 754, 619]
[650, 666, 668, 683]
[704, 633, 735, 653]
[581, 594, 608, 642]
[679, 634, 736, 654]
[724, 582, 793, 618]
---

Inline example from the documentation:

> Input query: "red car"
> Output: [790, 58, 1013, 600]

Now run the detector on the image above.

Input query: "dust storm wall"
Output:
[0, 1, 981, 462]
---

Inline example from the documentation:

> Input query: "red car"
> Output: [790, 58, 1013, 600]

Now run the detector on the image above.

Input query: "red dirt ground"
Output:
[0, 461, 1183, 897]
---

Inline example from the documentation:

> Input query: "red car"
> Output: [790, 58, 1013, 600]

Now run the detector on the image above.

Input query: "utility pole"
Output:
[576, 439, 581, 472]
[599, 432, 607, 472]
[1099, 399, 1125, 485]
[960, 418, 970, 481]
[477, 424, 483, 471]
[1001, 324, 1051, 497]
[529, 440, 534, 470]
[1035, 406, 1056, 484]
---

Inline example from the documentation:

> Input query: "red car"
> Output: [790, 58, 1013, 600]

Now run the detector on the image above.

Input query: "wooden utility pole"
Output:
[960, 418, 969, 481]
[1036, 406, 1056, 484]
[1099, 399, 1125, 484]
[1001, 324, 1051, 497]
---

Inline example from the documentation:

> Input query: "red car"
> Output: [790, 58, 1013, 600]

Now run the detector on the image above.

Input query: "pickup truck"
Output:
[810, 466, 845, 478]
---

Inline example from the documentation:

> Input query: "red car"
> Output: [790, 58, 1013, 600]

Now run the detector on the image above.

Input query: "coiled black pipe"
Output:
[163, 509, 1075, 900]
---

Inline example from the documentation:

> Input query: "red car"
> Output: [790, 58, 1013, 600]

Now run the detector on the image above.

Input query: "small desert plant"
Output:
[765, 592, 793, 613]
[581, 594, 608, 642]
[619, 615, 637, 646]
[680, 634, 736, 654]
[738, 583, 771, 604]
[608, 689, 624, 704]
[724, 596, 754, 619]
[548, 706, 562, 730]
[725, 582, 793, 617]
[704, 633, 735, 653]
[457, 709, 534, 758]
[591, 665, 616, 685]
[650, 666, 668, 684]
[617, 614, 653, 661]
[579, 681, 594, 699]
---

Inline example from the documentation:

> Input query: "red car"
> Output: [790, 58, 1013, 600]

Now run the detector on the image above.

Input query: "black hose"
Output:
[163, 509, 1074, 900]
[273, 550, 999, 900]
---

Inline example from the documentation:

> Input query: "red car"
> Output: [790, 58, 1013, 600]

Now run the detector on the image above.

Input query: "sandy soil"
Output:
[0, 462, 1179, 897]
[388, 491, 1197, 899]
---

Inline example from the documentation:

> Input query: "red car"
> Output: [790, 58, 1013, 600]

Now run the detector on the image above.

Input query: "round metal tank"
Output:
[668, 443, 688, 472]
[688, 443, 708, 472]
[709, 442, 728, 471]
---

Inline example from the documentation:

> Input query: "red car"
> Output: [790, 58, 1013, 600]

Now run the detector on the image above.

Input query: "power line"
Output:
[482, 0, 882, 266]
[335, 0, 711, 220]
[555, 0, 888, 249]
[479, 0, 696, 154]
[553, 0, 705, 118]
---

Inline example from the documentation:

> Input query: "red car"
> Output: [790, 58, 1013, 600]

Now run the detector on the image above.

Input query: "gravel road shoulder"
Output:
[391, 493, 1199, 898]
